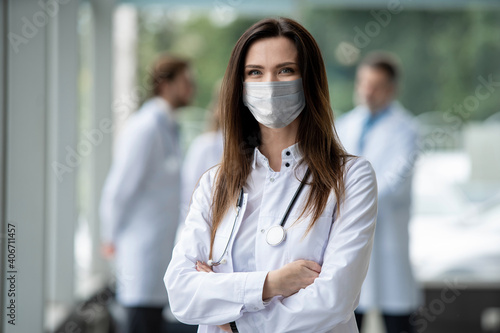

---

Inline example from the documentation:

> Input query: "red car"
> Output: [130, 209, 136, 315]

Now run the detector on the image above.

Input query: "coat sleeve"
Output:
[99, 117, 157, 243]
[235, 158, 378, 332]
[164, 169, 269, 326]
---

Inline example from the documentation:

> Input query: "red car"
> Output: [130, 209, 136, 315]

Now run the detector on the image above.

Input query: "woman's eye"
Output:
[280, 67, 295, 74]
[248, 70, 261, 76]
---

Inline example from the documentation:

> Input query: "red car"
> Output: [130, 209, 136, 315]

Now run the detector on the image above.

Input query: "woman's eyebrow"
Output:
[244, 62, 298, 69]
[275, 62, 297, 68]
[245, 64, 264, 69]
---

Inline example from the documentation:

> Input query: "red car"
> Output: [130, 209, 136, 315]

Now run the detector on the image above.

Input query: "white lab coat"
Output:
[336, 101, 421, 314]
[165, 146, 378, 333]
[100, 97, 181, 306]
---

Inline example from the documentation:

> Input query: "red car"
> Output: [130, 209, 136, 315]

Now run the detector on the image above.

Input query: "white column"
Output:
[2, 0, 48, 331]
[89, 0, 116, 280]
[45, 0, 79, 325]
[113, 4, 138, 138]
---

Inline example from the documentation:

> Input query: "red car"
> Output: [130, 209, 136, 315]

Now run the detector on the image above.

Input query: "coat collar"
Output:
[251, 142, 303, 171]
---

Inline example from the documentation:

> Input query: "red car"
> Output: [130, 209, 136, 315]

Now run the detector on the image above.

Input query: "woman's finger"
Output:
[302, 260, 322, 273]
[196, 261, 213, 273]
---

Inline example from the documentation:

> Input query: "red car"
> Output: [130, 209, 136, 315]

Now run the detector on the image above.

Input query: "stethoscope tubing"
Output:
[208, 188, 244, 266]
[208, 167, 310, 265]
[278, 168, 311, 228]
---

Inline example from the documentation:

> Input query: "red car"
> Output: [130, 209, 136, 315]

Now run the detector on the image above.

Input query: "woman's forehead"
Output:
[245, 37, 298, 66]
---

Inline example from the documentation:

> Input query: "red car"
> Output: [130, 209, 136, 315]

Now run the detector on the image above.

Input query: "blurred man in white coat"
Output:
[100, 54, 194, 333]
[336, 52, 421, 333]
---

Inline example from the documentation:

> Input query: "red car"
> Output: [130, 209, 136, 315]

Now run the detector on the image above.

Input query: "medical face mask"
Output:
[243, 78, 306, 129]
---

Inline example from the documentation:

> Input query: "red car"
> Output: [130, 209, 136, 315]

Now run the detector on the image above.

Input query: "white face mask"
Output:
[243, 78, 306, 129]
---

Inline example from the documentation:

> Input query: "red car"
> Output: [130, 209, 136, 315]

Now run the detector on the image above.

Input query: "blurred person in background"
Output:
[336, 52, 421, 333]
[178, 81, 224, 242]
[100, 54, 195, 333]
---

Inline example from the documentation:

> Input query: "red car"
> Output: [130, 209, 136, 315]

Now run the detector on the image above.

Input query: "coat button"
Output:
[285, 163, 290, 167]
[285, 151, 291, 156]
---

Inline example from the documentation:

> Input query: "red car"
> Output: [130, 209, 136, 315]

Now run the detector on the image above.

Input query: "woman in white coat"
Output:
[165, 18, 378, 333]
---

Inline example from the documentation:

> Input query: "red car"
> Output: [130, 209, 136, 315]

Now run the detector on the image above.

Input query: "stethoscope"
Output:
[207, 188, 245, 266]
[208, 168, 311, 266]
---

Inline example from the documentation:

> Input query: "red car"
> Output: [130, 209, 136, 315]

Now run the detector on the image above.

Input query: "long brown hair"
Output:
[210, 17, 349, 259]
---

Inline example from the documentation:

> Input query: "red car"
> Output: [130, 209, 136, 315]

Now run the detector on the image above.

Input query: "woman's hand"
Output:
[263, 260, 321, 299]
[195, 261, 213, 273]
[218, 323, 232, 332]
[100, 243, 115, 259]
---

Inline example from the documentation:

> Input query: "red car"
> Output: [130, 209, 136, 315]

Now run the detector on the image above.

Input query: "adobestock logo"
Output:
[410, 278, 468, 333]
[8, 0, 73, 54]
[338, 0, 406, 64]
[353, 0, 404, 49]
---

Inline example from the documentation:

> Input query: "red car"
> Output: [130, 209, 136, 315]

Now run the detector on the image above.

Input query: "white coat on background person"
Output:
[100, 96, 182, 306]
[336, 57, 421, 317]
[178, 130, 223, 242]
[100, 56, 195, 333]
[178, 80, 224, 243]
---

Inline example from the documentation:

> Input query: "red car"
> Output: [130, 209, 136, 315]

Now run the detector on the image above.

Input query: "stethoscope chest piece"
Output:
[266, 225, 286, 246]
